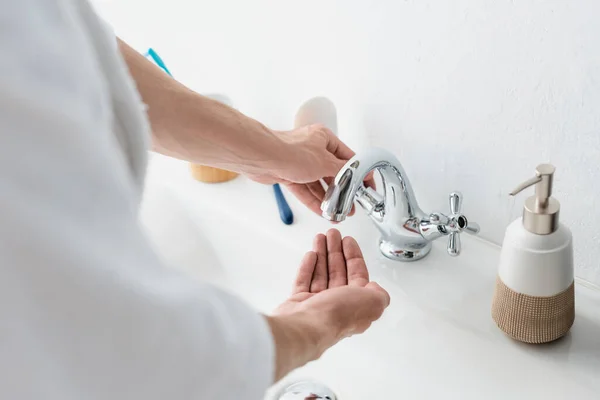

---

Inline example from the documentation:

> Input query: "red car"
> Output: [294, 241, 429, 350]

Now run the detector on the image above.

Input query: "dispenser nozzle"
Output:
[509, 164, 559, 235]
[509, 176, 542, 196]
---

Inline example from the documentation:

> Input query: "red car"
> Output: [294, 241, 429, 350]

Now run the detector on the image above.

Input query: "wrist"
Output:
[265, 312, 331, 381]
[258, 129, 301, 181]
[242, 126, 292, 181]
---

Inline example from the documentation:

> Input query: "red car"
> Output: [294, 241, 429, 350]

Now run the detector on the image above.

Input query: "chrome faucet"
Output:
[321, 148, 480, 261]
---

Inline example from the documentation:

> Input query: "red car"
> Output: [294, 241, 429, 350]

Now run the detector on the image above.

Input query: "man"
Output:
[0, 1, 390, 399]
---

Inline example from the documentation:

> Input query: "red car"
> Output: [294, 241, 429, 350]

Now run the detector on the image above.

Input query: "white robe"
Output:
[0, 1, 274, 399]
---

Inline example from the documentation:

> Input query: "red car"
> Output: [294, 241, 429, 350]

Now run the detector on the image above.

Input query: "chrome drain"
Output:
[276, 380, 337, 400]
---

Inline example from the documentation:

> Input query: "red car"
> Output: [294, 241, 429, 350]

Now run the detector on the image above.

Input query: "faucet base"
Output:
[379, 239, 432, 262]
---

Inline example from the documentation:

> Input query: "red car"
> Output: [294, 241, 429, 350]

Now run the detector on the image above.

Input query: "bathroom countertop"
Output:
[141, 154, 600, 400]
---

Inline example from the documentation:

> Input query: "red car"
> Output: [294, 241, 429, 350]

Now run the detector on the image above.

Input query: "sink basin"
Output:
[140, 154, 600, 400]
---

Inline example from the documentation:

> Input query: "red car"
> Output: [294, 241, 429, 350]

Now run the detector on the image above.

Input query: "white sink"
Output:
[140, 154, 600, 400]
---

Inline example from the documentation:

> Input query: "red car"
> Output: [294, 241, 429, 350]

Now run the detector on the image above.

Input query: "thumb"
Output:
[366, 282, 391, 308]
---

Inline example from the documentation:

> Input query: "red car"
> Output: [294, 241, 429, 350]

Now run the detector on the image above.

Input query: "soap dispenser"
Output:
[492, 164, 574, 344]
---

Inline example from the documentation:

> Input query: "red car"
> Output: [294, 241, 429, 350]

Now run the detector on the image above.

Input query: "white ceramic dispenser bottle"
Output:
[492, 164, 574, 344]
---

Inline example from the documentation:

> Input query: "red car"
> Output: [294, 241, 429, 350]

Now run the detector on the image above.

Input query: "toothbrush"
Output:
[145, 48, 173, 77]
[145, 47, 294, 225]
[273, 183, 293, 225]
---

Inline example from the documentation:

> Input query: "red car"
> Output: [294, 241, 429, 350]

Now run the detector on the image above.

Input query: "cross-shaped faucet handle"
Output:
[429, 192, 480, 256]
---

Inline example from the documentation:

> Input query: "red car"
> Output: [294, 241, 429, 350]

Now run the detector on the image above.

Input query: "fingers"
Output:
[316, 129, 362, 219]
[285, 183, 323, 216]
[303, 232, 371, 294]
[306, 181, 326, 202]
[310, 234, 328, 293]
[322, 128, 355, 161]
[326, 229, 347, 287]
[305, 126, 372, 211]
[342, 236, 369, 287]
[364, 171, 377, 190]
[292, 251, 317, 294]
[322, 155, 348, 181]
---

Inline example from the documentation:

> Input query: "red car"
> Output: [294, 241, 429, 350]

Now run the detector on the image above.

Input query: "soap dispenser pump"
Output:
[492, 164, 574, 344]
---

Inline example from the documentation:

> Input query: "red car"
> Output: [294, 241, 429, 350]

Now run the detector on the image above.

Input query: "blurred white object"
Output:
[294, 96, 338, 135]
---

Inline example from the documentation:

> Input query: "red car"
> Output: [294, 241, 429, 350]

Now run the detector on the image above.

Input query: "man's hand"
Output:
[266, 229, 390, 381]
[253, 125, 376, 216]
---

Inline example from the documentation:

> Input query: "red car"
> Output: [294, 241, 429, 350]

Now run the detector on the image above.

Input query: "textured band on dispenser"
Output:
[491, 277, 575, 344]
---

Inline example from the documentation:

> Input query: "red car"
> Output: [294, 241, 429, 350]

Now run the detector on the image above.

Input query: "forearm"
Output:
[117, 39, 288, 176]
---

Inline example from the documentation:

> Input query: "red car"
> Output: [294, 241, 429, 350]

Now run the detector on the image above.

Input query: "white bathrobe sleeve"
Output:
[0, 2, 273, 400]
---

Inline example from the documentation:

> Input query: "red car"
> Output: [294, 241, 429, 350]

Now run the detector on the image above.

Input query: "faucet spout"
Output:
[321, 168, 356, 222]
[322, 148, 423, 222]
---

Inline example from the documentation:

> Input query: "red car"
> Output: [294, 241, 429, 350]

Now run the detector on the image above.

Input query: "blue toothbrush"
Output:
[273, 184, 294, 225]
[145, 48, 173, 77]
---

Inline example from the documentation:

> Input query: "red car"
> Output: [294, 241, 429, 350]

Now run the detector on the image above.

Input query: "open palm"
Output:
[275, 229, 389, 343]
